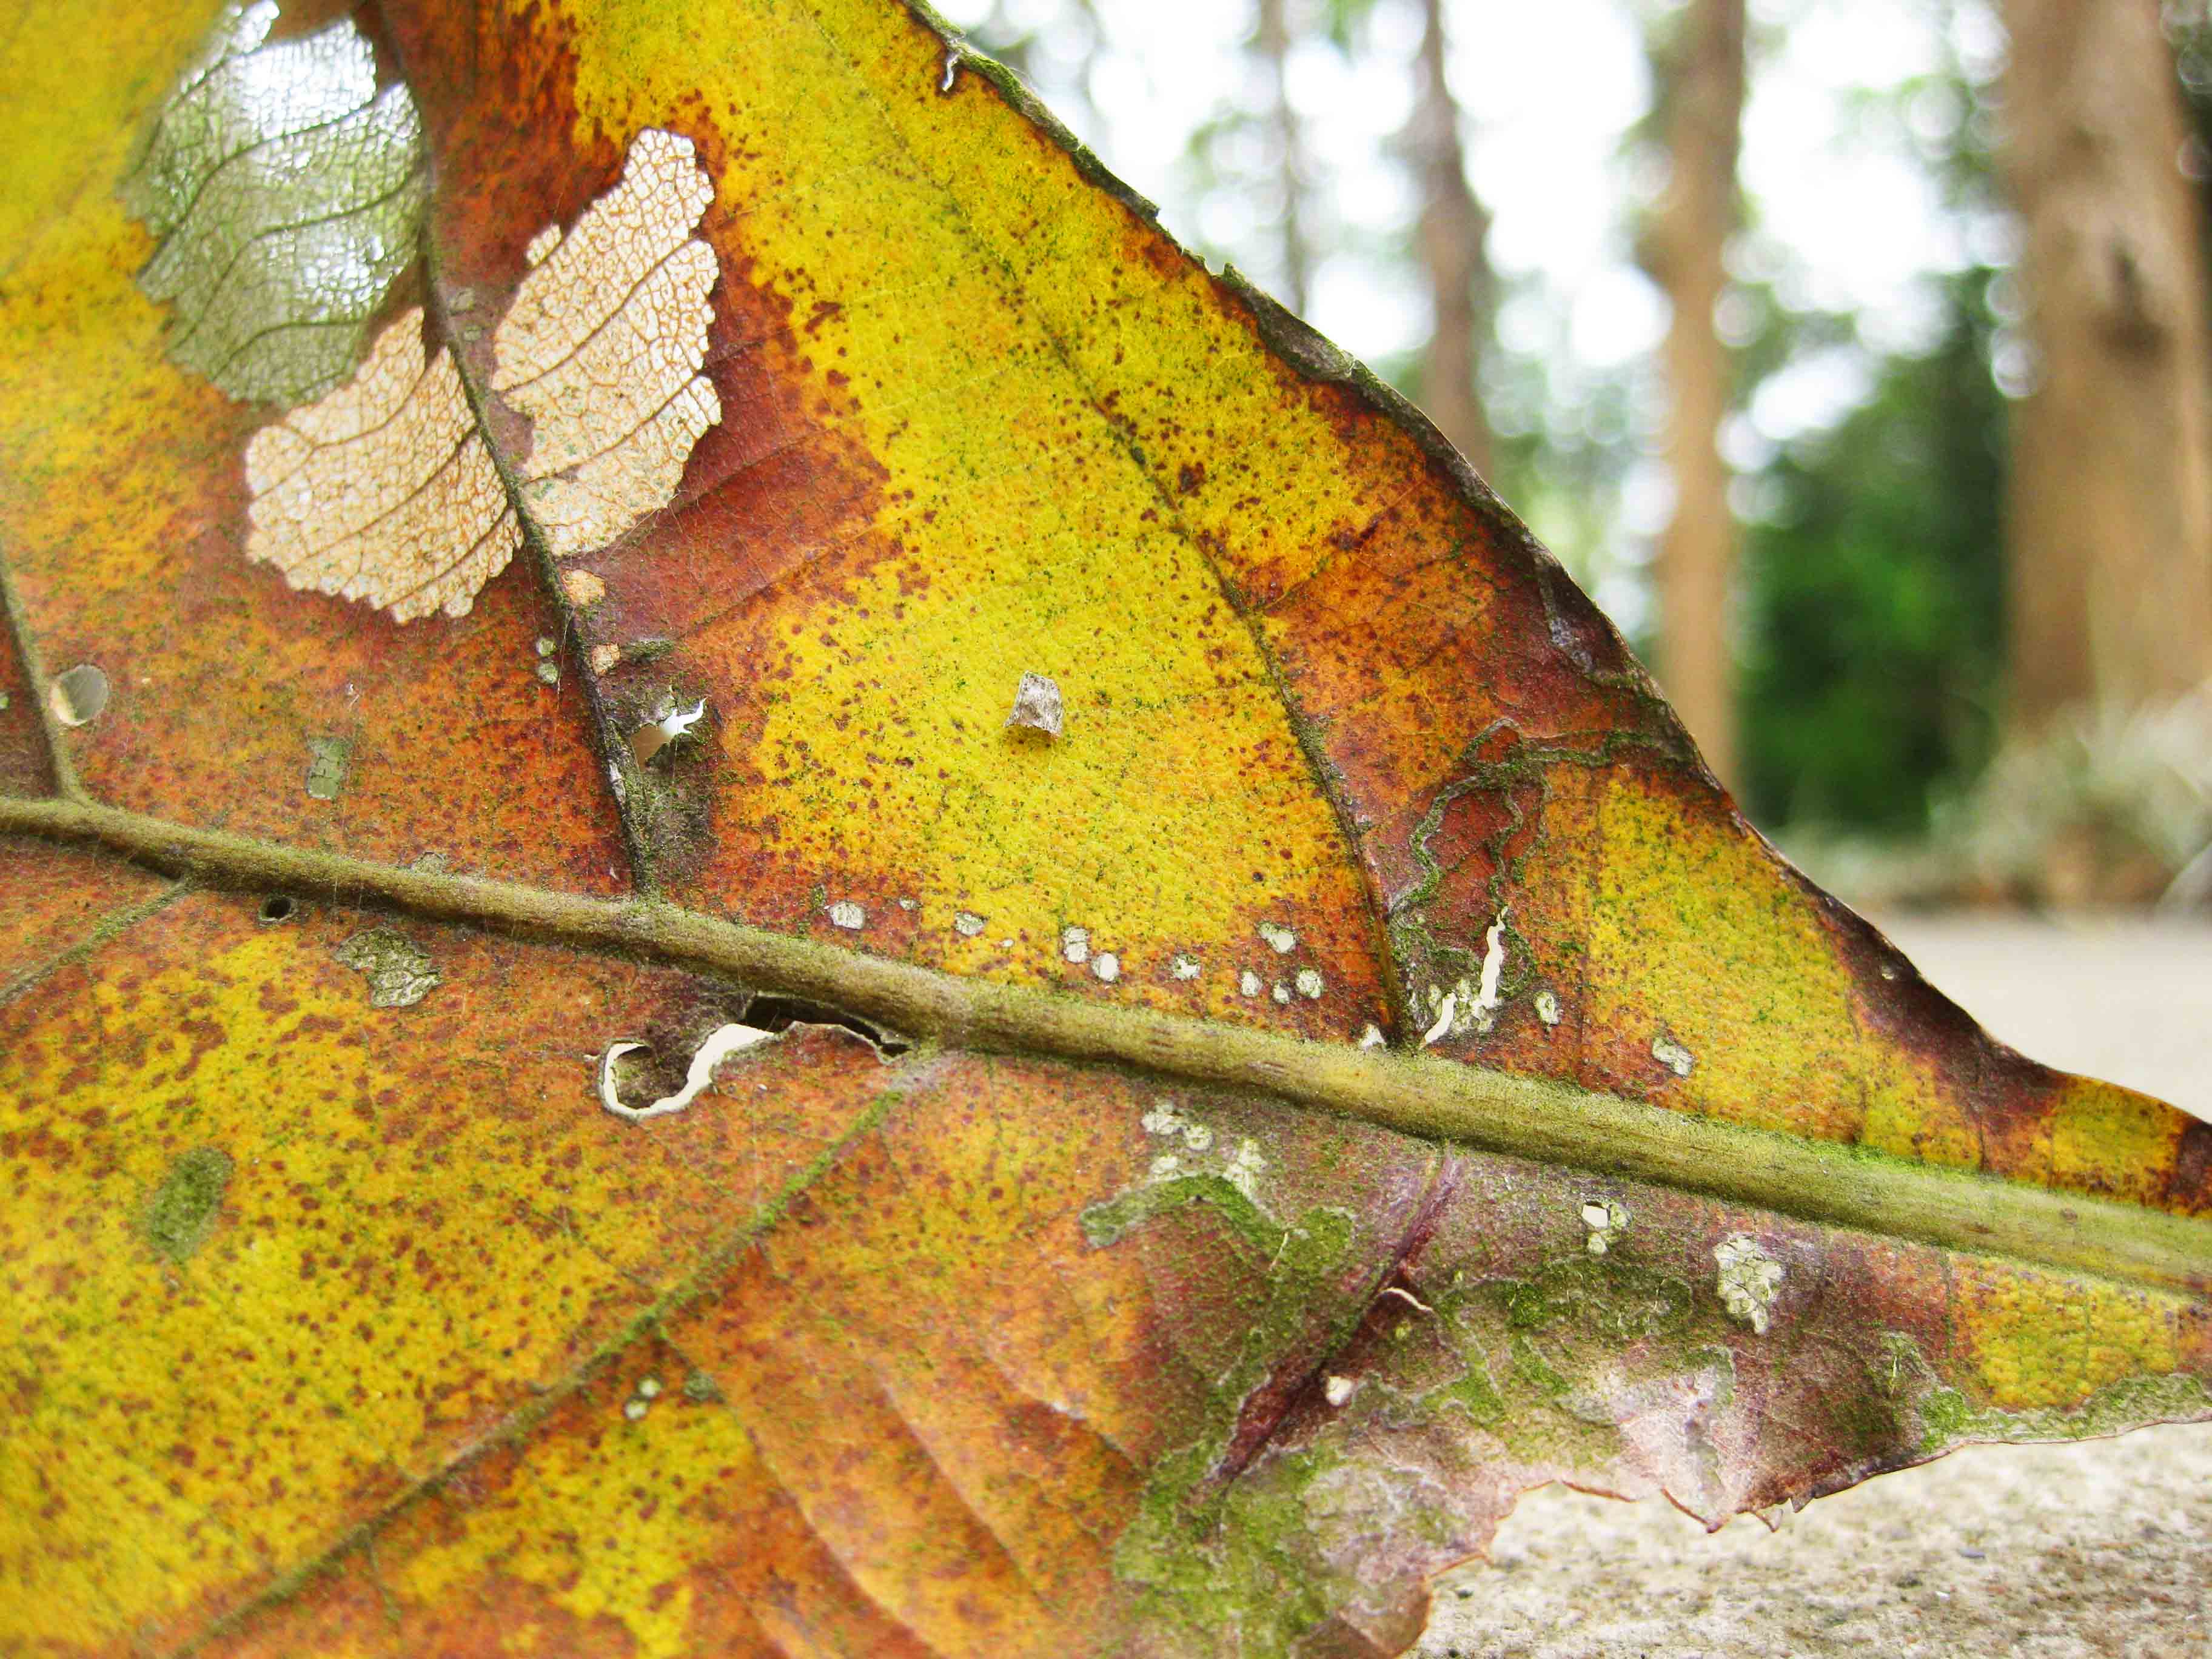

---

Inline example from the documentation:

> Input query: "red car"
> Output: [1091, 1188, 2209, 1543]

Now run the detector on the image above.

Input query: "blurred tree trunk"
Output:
[1642, 0, 1747, 793]
[1255, 0, 1312, 313]
[1999, 0, 2212, 730]
[1407, 0, 1494, 479]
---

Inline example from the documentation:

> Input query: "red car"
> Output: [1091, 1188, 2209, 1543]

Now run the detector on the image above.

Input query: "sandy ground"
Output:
[1417, 911, 2212, 1659]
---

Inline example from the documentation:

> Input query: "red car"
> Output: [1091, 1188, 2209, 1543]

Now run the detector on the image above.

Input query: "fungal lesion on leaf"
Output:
[1581, 1196, 1629, 1256]
[1004, 670, 1064, 739]
[303, 734, 350, 802]
[1714, 1233, 1783, 1332]
[47, 664, 109, 729]
[331, 927, 440, 1008]
[1653, 1030, 1698, 1079]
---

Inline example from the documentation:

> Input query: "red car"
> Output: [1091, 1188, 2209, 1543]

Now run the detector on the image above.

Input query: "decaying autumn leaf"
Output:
[0, 1, 2205, 1655]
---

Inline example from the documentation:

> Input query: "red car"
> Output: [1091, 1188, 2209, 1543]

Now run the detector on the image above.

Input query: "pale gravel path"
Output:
[1417, 911, 2212, 1659]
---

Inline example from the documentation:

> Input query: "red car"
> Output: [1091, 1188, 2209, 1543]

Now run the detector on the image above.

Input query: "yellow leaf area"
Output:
[3, 834, 2202, 1657]
[1948, 1256, 2191, 1413]
[0, 0, 628, 896]
[503, 0, 2212, 1225]
[0, 849, 902, 1655]
[1423, 756, 2208, 1216]
[461, 0, 1390, 1036]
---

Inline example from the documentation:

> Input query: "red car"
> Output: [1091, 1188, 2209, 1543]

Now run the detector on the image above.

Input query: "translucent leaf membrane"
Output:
[122, 1, 427, 405]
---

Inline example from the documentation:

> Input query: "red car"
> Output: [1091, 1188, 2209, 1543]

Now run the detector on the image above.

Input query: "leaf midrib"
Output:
[6, 790, 2208, 1300]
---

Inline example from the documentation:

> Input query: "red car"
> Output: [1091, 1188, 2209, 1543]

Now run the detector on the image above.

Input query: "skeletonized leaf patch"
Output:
[492, 127, 723, 560]
[122, 1, 427, 406]
[129, 9, 723, 623]
[243, 309, 521, 622]
[236, 127, 719, 622]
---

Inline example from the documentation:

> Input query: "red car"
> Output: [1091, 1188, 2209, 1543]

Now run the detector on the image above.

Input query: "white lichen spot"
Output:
[1470, 908, 1509, 1026]
[623, 1397, 648, 1422]
[1006, 671, 1064, 738]
[1141, 1101, 1185, 1138]
[1358, 1024, 1387, 1050]
[1225, 1138, 1266, 1198]
[1420, 984, 1460, 1047]
[561, 568, 607, 608]
[534, 659, 560, 688]
[897, 897, 917, 911]
[607, 762, 627, 806]
[636, 1376, 662, 1399]
[1714, 1233, 1786, 1333]
[1323, 1375, 1357, 1408]
[1294, 968, 1324, 1000]
[1148, 1152, 1183, 1182]
[49, 664, 110, 728]
[630, 695, 708, 766]
[1170, 953, 1202, 981]
[1239, 969, 1262, 998]
[827, 900, 866, 931]
[589, 643, 620, 674]
[1652, 1032, 1697, 1078]
[953, 910, 987, 937]
[1061, 925, 1090, 965]
[1533, 988, 1562, 1027]
[535, 635, 557, 657]
[1257, 921, 1296, 954]
[1270, 982, 1292, 1005]
[1182, 1122, 1213, 1153]
[1581, 1198, 1629, 1256]
[493, 129, 722, 561]
[1091, 952, 1121, 984]
[597, 1022, 777, 1122]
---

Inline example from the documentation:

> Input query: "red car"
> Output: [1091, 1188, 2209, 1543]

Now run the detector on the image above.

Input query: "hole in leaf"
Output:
[742, 994, 910, 1056]
[258, 894, 297, 925]
[49, 663, 109, 727]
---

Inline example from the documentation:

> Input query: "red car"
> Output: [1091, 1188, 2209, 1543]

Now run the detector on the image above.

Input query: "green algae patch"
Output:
[143, 1145, 234, 1263]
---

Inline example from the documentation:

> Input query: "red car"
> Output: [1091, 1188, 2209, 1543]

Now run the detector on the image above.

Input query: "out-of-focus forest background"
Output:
[940, 0, 2212, 914]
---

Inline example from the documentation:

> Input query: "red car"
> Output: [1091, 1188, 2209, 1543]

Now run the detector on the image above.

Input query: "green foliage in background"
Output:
[1737, 271, 2007, 832]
